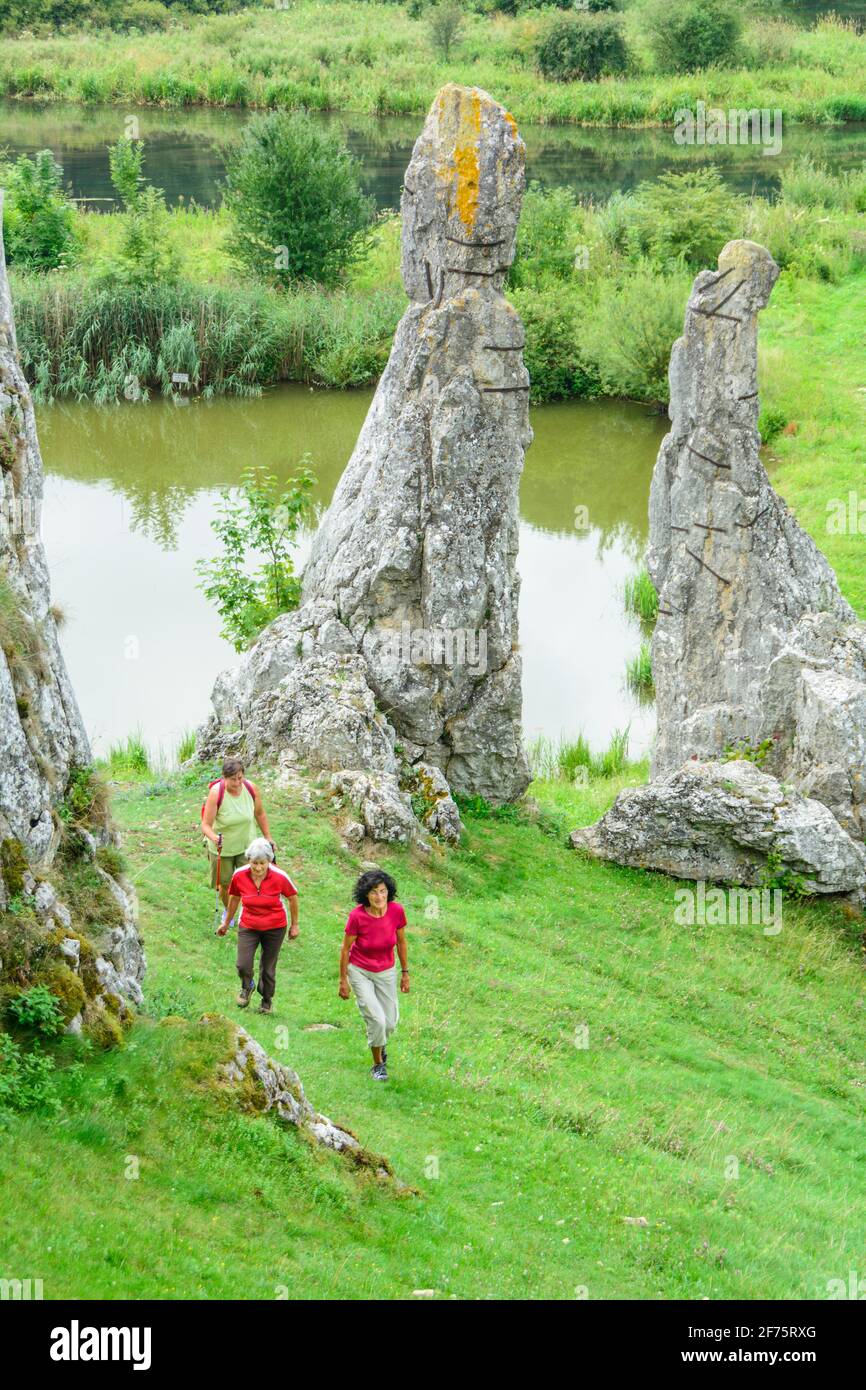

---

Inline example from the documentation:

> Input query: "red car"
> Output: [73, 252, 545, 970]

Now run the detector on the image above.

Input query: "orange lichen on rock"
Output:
[435, 85, 483, 233]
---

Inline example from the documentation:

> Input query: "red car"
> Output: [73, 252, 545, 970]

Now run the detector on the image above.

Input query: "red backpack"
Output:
[201, 777, 255, 823]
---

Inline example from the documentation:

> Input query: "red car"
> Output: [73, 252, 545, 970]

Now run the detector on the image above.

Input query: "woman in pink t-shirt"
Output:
[338, 870, 410, 1081]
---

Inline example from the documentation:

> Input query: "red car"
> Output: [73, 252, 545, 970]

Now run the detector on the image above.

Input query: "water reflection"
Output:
[39, 389, 666, 761]
[4, 100, 866, 211]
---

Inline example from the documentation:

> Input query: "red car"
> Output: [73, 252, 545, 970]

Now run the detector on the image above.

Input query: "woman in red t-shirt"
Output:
[338, 870, 410, 1081]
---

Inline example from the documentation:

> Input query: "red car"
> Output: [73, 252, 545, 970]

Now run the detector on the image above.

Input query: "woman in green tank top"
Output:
[201, 757, 274, 914]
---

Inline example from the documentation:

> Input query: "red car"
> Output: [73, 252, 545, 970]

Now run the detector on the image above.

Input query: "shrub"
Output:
[0, 150, 78, 271]
[427, 2, 464, 60]
[7, 982, 65, 1036]
[627, 167, 741, 271]
[224, 111, 375, 287]
[508, 182, 583, 288]
[537, 12, 629, 83]
[643, 0, 742, 74]
[510, 282, 600, 402]
[0, 1033, 60, 1113]
[581, 264, 690, 403]
[196, 462, 315, 650]
[97, 139, 179, 287]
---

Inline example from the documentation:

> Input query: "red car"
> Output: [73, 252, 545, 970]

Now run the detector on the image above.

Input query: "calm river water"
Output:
[39, 389, 666, 764]
[4, 100, 866, 210]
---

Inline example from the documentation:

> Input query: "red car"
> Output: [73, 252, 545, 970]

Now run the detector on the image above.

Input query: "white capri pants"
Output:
[348, 964, 399, 1049]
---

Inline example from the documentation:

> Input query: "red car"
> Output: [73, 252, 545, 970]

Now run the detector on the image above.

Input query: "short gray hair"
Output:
[245, 837, 274, 863]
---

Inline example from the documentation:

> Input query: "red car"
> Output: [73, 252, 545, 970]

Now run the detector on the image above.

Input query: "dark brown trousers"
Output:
[237, 926, 286, 1005]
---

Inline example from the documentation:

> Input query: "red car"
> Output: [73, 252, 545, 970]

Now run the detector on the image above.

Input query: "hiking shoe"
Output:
[258, 1001, 273, 1015]
[236, 983, 255, 1008]
[371, 1062, 388, 1081]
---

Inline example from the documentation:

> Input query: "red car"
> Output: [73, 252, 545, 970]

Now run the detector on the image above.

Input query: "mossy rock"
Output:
[32, 961, 86, 1023]
[95, 845, 126, 878]
[0, 838, 28, 899]
[83, 1002, 125, 1050]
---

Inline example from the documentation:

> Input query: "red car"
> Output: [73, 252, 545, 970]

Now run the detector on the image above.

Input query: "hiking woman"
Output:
[202, 757, 274, 924]
[338, 870, 409, 1081]
[218, 838, 299, 1015]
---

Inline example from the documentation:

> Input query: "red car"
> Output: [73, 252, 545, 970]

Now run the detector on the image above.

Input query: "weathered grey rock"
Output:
[0, 192, 145, 1010]
[571, 760, 866, 894]
[215, 1020, 399, 1179]
[200, 84, 532, 826]
[575, 240, 866, 892]
[648, 239, 864, 818]
[329, 770, 420, 846]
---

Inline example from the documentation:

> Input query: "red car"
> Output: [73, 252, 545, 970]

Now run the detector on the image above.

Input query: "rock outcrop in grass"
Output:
[199, 83, 532, 834]
[0, 192, 145, 1041]
[574, 240, 866, 894]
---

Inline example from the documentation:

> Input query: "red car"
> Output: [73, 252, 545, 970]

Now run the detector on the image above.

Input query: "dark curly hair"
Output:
[353, 870, 397, 907]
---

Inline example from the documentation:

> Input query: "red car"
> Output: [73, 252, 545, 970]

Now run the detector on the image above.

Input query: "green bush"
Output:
[536, 12, 629, 83]
[581, 264, 691, 403]
[0, 150, 78, 271]
[96, 138, 179, 287]
[643, 0, 742, 74]
[627, 168, 741, 271]
[427, 2, 464, 60]
[0, 1033, 60, 1113]
[508, 181, 583, 289]
[510, 282, 600, 402]
[196, 462, 315, 650]
[224, 111, 375, 287]
[7, 982, 66, 1036]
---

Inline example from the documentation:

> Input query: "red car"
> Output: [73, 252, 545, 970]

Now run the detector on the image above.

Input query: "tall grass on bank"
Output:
[624, 566, 659, 628]
[11, 273, 405, 402]
[625, 641, 654, 703]
[525, 728, 630, 784]
[1, 6, 866, 126]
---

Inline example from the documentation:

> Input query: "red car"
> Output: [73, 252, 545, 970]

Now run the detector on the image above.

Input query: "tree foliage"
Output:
[224, 111, 374, 288]
[196, 461, 315, 651]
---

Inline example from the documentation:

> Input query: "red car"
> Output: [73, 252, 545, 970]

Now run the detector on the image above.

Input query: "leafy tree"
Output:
[97, 138, 179, 286]
[196, 461, 316, 651]
[536, 12, 629, 82]
[508, 181, 583, 289]
[628, 167, 741, 270]
[643, 0, 742, 74]
[223, 111, 374, 287]
[0, 150, 78, 270]
[428, 2, 464, 60]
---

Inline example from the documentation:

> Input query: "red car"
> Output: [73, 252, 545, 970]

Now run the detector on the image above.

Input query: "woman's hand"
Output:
[400, 971, 411, 994]
[289, 922, 299, 940]
[216, 924, 229, 937]
[338, 979, 351, 1000]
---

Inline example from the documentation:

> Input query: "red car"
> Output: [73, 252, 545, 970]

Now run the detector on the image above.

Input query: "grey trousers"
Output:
[348, 964, 399, 1049]
[237, 926, 286, 1005]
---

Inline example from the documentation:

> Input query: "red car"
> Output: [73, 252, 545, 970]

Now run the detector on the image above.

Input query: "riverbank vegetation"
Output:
[2, 2, 865, 127]
[2, 763, 865, 1297]
[6, 142, 865, 409]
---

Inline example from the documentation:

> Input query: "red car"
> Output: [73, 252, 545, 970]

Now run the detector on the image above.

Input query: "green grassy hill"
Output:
[2, 764, 865, 1300]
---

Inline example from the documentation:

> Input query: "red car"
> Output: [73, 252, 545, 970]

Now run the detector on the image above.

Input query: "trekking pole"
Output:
[212, 834, 224, 934]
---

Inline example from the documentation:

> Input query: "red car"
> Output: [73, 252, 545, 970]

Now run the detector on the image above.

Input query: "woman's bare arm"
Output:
[202, 787, 221, 846]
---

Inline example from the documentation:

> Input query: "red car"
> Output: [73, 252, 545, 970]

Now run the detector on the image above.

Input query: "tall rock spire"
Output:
[572, 240, 866, 892]
[201, 86, 532, 821]
[0, 192, 144, 1028]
